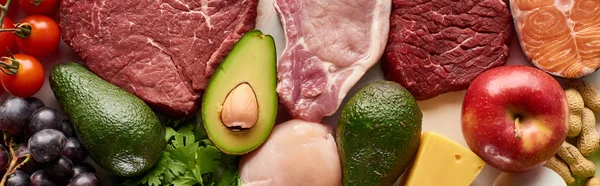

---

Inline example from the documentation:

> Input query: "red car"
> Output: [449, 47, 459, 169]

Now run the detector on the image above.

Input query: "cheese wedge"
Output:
[404, 131, 486, 186]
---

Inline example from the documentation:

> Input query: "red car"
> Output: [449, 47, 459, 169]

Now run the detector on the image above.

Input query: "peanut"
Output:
[557, 141, 596, 178]
[570, 80, 600, 113]
[577, 107, 600, 156]
[544, 156, 575, 185]
[587, 177, 600, 186]
[566, 89, 584, 137]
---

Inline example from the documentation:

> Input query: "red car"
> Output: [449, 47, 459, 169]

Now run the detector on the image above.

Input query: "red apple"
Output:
[461, 65, 568, 172]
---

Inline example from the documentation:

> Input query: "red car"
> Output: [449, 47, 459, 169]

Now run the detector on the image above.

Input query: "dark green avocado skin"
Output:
[50, 62, 166, 177]
[337, 80, 423, 186]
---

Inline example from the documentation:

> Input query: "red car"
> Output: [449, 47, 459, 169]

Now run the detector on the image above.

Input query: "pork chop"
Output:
[60, 0, 258, 117]
[275, 0, 391, 122]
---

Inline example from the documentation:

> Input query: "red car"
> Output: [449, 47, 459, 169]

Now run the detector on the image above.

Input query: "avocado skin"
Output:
[202, 30, 278, 155]
[50, 62, 165, 177]
[337, 80, 422, 186]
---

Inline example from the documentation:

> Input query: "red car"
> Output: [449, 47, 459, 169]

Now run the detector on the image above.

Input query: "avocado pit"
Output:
[221, 83, 258, 132]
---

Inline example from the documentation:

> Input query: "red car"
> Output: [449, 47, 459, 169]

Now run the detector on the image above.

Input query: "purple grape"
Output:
[45, 155, 73, 179]
[61, 138, 87, 163]
[68, 173, 99, 186]
[27, 107, 61, 137]
[15, 143, 40, 174]
[60, 119, 76, 138]
[72, 163, 96, 177]
[0, 145, 8, 174]
[0, 97, 32, 134]
[25, 97, 44, 112]
[28, 129, 66, 163]
[15, 143, 28, 156]
[30, 170, 57, 186]
[6, 170, 31, 186]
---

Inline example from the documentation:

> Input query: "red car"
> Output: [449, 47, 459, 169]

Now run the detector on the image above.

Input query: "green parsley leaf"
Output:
[172, 175, 197, 186]
[120, 151, 181, 186]
[121, 122, 241, 186]
[196, 145, 221, 175]
[216, 166, 240, 186]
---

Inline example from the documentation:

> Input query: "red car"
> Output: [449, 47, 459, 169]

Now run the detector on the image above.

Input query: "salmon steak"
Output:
[511, 0, 600, 78]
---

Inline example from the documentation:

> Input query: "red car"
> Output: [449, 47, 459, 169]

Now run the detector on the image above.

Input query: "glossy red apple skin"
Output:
[461, 65, 568, 172]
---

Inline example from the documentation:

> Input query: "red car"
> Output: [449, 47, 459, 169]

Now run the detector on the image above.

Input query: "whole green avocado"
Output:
[50, 62, 166, 177]
[337, 80, 423, 186]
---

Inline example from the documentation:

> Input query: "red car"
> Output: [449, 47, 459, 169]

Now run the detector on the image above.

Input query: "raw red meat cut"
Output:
[60, 0, 258, 117]
[383, 0, 513, 100]
[275, 0, 391, 122]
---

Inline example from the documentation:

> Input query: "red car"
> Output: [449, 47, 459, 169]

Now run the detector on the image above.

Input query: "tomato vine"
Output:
[0, 0, 11, 28]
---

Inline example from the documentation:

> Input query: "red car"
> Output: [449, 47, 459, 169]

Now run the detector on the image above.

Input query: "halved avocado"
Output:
[202, 30, 277, 155]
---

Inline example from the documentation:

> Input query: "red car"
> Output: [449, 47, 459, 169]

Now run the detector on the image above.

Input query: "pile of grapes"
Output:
[0, 96, 99, 185]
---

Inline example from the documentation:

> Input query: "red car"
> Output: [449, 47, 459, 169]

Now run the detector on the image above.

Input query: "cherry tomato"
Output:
[19, 0, 59, 16]
[15, 15, 60, 57]
[0, 0, 21, 18]
[0, 54, 44, 97]
[0, 17, 18, 57]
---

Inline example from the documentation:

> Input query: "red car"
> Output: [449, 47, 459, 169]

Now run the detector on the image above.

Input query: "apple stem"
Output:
[515, 117, 522, 139]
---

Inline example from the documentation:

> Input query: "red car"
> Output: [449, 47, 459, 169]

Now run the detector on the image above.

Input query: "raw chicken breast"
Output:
[275, 0, 392, 122]
[511, 0, 600, 78]
[240, 119, 342, 186]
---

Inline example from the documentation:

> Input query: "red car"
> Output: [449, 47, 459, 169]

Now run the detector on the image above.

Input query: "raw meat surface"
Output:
[60, 0, 258, 117]
[511, 0, 600, 78]
[383, 0, 512, 100]
[275, 0, 391, 122]
[239, 119, 342, 186]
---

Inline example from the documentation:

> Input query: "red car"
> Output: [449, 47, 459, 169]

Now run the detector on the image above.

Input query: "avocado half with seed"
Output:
[202, 30, 277, 155]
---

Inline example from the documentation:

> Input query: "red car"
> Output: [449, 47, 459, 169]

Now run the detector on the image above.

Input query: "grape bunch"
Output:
[0, 96, 100, 185]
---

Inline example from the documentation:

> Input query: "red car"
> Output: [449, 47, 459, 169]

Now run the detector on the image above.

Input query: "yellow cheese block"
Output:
[404, 131, 486, 186]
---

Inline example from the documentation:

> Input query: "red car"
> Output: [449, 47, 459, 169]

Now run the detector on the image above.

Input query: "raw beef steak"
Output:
[383, 0, 512, 100]
[275, 0, 391, 122]
[60, 0, 258, 117]
[511, 0, 600, 78]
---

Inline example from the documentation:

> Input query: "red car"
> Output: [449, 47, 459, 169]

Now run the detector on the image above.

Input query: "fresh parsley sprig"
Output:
[121, 123, 240, 186]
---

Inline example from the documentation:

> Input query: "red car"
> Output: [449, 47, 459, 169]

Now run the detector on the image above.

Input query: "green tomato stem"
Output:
[0, 56, 20, 75]
[0, 0, 12, 32]
[31, 0, 44, 6]
[0, 28, 17, 32]
[13, 23, 32, 39]
[0, 24, 32, 38]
